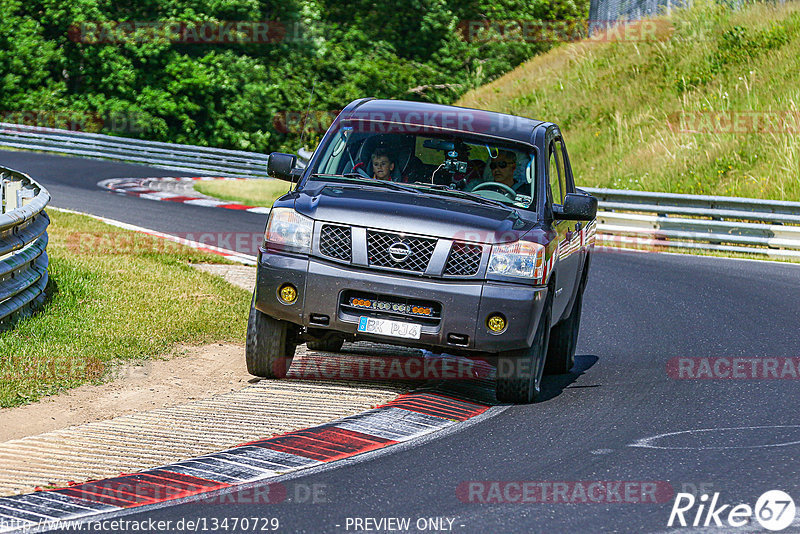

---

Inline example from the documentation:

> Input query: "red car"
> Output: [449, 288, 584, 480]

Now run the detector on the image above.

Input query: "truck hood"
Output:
[293, 184, 536, 244]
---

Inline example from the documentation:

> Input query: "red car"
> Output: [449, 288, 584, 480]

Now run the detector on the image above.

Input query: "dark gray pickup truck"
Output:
[247, 98, 597, 403]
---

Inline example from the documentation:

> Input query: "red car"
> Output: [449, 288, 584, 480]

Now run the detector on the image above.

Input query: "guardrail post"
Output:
[20, 188, 36, 207]
[3, 180, 21, 213]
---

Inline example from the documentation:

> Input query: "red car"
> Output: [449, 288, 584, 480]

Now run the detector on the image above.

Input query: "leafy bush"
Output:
[0, 0, 588, 154]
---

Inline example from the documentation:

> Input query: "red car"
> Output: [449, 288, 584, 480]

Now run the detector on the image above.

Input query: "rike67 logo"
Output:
[668, 490, 796, 531]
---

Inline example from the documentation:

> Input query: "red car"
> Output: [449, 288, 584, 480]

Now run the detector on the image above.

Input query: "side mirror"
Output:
[267, 152, 297, 181]
[556, 193, 598, 221]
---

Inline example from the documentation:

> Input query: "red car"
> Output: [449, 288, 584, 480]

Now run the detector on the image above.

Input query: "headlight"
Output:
[264, 208, 313, 253]
[488, 241, 546, 281]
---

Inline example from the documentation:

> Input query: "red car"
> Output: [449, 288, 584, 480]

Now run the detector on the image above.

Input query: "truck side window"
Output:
[548, 141, 564, 206]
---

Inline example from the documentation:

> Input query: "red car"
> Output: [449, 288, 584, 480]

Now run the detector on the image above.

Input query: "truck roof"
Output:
[341, 98, 547, 146]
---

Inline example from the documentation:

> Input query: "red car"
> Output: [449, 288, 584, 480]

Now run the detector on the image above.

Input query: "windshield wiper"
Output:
[311, 173, 518, 209]
[311, 173, 421, 195]
[414, 183, 515, 210]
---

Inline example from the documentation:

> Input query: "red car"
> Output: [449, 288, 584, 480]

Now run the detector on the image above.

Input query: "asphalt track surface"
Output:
[0, 149, 269, 248]
[4, 149, 800, 533]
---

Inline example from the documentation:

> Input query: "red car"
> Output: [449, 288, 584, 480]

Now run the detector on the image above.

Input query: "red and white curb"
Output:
[50, 207, 257, 265]
[0, 379, 497, 532]
[98, 177, 272, 214]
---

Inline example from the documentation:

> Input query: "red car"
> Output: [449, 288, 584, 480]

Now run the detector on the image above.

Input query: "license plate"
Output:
[357, 317, 421, 339]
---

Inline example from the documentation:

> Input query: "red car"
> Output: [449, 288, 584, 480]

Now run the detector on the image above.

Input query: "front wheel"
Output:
[544, 277, 587, 375]
[496, 292, 553, 404]
[246, 297, 297, 378]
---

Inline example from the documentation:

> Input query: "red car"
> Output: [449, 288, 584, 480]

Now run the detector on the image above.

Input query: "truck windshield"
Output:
[307, 128, 536, 210]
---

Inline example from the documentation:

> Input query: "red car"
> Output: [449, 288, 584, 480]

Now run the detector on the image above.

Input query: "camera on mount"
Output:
[422, 139, 470, 188]
[443, 151, 468, 174]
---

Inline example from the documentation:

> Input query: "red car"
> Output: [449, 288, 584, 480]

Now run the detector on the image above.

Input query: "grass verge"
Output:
[194, 178, 290, 208]
[457, 0, 800, 200]
[0, 210, 250, 408]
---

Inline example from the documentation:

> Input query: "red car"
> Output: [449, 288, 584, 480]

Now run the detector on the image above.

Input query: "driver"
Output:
[489, 149, 517, 188]
[371, 147, 395, 181]
[466, 149, 525, 193]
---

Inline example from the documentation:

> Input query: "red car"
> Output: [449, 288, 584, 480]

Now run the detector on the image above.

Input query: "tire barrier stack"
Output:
[0, 166, 50, 323]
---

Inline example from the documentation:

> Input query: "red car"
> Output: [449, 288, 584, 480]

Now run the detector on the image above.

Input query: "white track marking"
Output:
[630, 425, 800, 450]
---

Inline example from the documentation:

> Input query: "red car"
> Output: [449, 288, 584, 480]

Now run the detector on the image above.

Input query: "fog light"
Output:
[278, 284, 298, 304]
[487, 314, 507, 333]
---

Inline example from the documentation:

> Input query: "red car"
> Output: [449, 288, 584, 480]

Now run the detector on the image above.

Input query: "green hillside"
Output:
[457, 0, 800, 200]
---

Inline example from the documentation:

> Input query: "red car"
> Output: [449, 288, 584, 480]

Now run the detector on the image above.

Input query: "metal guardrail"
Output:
[587, 0, 787, 36]
[1, 121, 795, 261]
[584, 188, 800, 259]
[588, 0, 689, 34]
[0, 123, 273, 178]
[0, 166, 50, 323]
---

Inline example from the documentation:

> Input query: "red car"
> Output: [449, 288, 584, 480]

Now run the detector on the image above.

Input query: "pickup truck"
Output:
[247, 98, 597, 403]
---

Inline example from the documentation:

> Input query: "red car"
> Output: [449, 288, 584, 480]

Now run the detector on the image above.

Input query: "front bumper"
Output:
[255, 249, 548, 353]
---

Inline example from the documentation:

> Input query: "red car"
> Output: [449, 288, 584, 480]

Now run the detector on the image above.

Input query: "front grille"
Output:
[319, 224, 352, 261]
[444, 242, 483, 276]
[366, 230, 436, 273]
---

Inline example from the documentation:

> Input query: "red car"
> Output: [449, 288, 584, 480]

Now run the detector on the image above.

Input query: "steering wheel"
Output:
[470, 181, 517, 201]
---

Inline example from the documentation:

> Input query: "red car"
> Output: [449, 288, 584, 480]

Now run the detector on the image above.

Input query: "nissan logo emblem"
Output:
[388, 242, 412, 263]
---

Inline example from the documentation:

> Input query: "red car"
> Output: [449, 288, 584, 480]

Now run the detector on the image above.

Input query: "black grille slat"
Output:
[444, 242, 482, 276]
[319, 224, 352, 261]
[366, 231, 436, 273]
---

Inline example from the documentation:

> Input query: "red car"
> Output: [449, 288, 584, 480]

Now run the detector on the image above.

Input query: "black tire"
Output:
[544, 277, 586, 375]
[246, 297, 296, 378]
[306, 336, 345, 352]
[496, 291, 553, 404]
